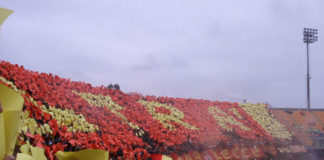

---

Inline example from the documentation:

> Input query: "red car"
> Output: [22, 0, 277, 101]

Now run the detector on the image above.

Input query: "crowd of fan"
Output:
[0, 61, 294, 160]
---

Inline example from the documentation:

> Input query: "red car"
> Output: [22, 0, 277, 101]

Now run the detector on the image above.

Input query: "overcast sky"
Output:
[0, 0, 323, 108]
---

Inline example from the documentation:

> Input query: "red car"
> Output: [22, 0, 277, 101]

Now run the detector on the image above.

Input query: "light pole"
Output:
[303, 28, 318, 110]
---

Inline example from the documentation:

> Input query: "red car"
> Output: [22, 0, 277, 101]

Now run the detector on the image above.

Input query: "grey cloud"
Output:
[0, 0, 323, 108]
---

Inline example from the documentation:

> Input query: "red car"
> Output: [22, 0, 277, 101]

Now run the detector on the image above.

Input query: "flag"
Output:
[0, 83, 24, 159]
[0, 8, 13, 26]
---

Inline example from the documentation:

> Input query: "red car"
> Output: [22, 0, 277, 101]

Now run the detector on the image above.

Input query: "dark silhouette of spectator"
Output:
[107, 84, 114, 89]
[114, 84, 120, 90]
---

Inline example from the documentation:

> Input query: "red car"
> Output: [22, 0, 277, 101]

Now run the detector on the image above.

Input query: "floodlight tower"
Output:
[303, 28, 318, 110]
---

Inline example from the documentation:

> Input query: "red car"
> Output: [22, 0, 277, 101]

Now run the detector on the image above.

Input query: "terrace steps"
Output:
[291, 111, 323, 147]
[313, 112, 324, 130]
[271, 110, 314, 146]
[271, 110, 296, 131]
[292, 111, 323, 131]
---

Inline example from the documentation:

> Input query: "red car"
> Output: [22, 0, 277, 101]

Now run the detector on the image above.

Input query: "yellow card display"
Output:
[55, 149, 109, 160]
[162, 155, 172, 160]
[16, 144, 46, 160]
[30, 146, 47, 160]
[0, 8, 13, 26]
[16, 153, 36, 160]
[0, 84, 24, 159]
